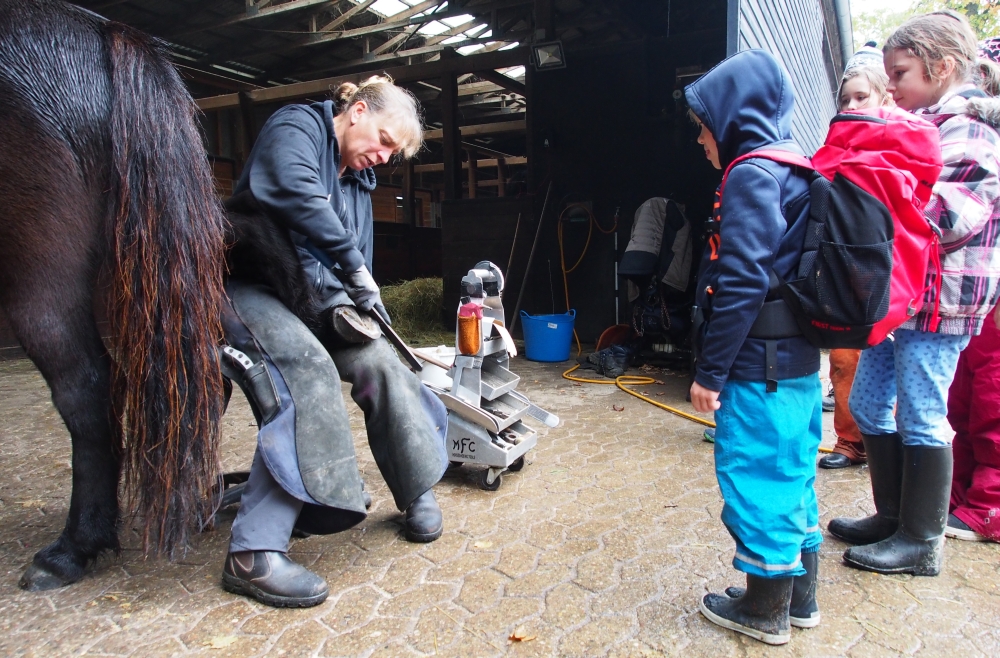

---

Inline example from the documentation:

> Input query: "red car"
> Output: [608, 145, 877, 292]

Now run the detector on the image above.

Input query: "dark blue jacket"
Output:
[235, 100, 377, 307]
[685, 50, 819, 392]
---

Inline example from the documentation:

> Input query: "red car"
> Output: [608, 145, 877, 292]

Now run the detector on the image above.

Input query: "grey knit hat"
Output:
[845, 41, 883, 73]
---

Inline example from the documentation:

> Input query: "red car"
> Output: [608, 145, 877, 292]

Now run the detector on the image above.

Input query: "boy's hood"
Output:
[684, 49, 797, 168]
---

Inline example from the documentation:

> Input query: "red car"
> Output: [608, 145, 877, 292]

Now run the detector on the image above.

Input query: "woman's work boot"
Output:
[828, 433, 903, 545]
[700, 575, 793, 645]
[222, 551, 329, 608]
[404, 489, 443, 542]
[843, 444, 952, 576]
[724, 551, 820, 628]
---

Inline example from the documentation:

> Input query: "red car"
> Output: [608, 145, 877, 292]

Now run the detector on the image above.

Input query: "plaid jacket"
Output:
[903, 87, 1000, 335]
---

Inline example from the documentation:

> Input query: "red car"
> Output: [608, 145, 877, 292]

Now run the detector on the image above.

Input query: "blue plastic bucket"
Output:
[520, 310, 576, 362]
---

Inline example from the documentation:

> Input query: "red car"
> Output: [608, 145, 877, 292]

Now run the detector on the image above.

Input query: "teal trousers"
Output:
[714, 374, 823, 578]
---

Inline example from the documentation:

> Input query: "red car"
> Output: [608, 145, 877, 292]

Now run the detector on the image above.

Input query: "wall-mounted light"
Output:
[532, 41, 566, 70]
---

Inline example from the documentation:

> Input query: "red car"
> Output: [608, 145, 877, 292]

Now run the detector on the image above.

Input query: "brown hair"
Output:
[332, 74, 424, 158]
[884, 10, 979, 83]
[838, 66, 893, 109]
[977, 58, 1000, 96]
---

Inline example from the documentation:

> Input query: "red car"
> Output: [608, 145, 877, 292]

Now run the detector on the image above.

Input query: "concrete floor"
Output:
[0, 353, 998, 657]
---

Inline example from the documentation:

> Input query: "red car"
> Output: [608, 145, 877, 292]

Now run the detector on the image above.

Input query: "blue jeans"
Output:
[714, 374, 823, 578]
[849, 329, 971, 447]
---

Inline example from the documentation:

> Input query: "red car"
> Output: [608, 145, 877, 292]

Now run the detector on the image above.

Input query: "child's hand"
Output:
[690, 381, 721, 413]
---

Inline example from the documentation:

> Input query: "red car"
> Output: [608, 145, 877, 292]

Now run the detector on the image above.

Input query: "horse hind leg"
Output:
[0, 128, 121, 591]
[4, 265, 121, 591]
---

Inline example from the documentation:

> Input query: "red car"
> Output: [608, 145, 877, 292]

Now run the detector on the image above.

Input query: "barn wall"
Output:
[735, 0, 840, 153]
[521, 3, 729, 342]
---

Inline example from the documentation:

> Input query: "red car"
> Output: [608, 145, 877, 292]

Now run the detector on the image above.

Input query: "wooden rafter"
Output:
[195, 46, 528, 110]
[169, 0, 344, 38]
[199, 0, 530, 66]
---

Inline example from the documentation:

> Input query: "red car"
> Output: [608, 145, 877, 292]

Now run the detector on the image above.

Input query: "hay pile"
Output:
[380, 278, 454, 347]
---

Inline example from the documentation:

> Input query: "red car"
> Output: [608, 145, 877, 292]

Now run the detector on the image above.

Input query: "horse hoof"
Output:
[19, 564, 73, 591]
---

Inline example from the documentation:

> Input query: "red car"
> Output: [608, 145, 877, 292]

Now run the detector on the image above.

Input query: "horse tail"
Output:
[104, 22, 226, 556]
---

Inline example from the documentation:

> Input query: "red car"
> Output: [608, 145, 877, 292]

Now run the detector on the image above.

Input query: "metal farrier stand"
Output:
[421, 261, 559, 491]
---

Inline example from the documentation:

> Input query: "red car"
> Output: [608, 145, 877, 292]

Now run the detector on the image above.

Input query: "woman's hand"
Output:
[337, 264, 389, 322]
[690, 381, 721, 413]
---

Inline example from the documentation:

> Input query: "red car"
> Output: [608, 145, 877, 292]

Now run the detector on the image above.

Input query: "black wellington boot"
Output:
[404, 489, 443, 543]
[724, 551, 820, 628]
[700, 575, 793, 645]
[843, 444, 952, 576]
[828, 433, 903, 545]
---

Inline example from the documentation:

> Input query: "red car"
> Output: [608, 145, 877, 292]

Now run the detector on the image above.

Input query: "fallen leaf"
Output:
[473, 540, 493, 549]
[121, 613, 131, 619]
[613, 404, 625, 412]
[509, 626, 536, 643]
[654, 380, 666, 385]
[572, 383, 583, 387]
[205, 636, 238, 649]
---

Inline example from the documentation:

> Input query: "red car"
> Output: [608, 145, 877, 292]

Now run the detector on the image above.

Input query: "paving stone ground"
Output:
[0, 353, 998, 657]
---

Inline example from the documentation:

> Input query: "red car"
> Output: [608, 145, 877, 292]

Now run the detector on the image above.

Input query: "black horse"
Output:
[0, 0, 226, 589]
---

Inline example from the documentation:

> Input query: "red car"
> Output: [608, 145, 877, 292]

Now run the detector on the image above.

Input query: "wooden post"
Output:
[466, 149, 478, 199]
[534, 0, 554, 40]
[525, 61, 539, 192]
[440, 49, 462, 200]
[497, 157, 507, 197]
[402, 158, 415, 225]
[238, 91, 256, 162]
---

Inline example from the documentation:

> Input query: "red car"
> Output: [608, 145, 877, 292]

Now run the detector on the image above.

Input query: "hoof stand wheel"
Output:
[509, 456, 526, 472]
[479, 469, 502, 491]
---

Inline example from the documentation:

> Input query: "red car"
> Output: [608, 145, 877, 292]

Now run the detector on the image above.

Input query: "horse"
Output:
[0, 0, 226, 590]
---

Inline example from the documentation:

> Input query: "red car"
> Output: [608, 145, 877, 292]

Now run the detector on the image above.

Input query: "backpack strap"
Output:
[716, 149, 813, 393]
[719, 149, 815, 197]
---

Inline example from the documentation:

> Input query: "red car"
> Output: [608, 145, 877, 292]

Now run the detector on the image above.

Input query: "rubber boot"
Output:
[828, 433, 903, 545]
[724, 551, 820, 628]
[700, 575, 793, 645]
[843, 444, 952, 576]
[404, 489, 443, 542]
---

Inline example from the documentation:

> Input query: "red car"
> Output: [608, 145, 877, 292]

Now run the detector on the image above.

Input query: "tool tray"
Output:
[480, 358, 520, 400]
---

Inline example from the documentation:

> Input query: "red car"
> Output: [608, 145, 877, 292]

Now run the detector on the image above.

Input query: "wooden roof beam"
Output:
[196, 45, 527, 110]
[169, 0, 345, 39]
[408, 156, 526, 173]
[474, 68, 524, 95]
[422, 119, 525, 140]
[199, 0, 530, 65]
[317, 0, 379, 33]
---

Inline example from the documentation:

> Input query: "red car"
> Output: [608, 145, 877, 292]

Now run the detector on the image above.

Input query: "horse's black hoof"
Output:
[18, 563, 74, 591]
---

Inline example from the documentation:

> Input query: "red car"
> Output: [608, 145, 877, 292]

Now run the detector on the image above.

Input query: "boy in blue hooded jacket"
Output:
[684, 50, 822, 645]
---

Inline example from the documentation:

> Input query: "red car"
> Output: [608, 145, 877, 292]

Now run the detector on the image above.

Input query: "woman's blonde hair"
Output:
[838, 66, 892, 108]
[333, 75, 424, 159]
[884, 10, 979, 83]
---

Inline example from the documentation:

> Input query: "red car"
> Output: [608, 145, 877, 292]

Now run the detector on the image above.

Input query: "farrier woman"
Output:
[221, 76, 449, 607]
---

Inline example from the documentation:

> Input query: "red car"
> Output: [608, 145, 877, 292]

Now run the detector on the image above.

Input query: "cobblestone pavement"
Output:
[0, 354, 998, 657]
